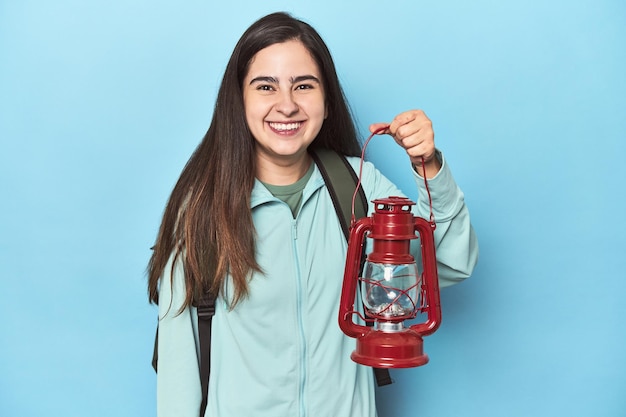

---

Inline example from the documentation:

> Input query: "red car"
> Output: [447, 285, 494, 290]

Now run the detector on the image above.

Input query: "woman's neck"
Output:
[255, 152, 313, 186]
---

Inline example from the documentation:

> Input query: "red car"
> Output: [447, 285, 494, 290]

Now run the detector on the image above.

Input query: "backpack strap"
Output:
[151, 327, 159, 372]
[310, 148, 393, 387]
[196, 292, 216, 417]
[309, 148, 367, 232]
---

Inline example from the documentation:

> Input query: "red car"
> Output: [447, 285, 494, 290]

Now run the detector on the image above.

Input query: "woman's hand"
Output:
[370, 109, 441, 178]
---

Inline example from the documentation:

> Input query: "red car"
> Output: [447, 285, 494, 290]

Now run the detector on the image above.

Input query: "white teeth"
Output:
[269, 122, 301, 131]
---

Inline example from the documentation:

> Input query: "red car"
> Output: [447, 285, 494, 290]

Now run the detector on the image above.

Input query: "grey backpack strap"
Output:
[197, 291, 217, 417]
[310, 148, 368, 235]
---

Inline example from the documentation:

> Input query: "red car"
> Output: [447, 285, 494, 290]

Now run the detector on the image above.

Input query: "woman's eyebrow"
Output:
[290, 75, 321, 84]
[248, 75, 320, 85]
[249, 76, 278, 85]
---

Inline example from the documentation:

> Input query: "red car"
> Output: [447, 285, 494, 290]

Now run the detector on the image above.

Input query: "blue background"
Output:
[1, 1, 624, 416]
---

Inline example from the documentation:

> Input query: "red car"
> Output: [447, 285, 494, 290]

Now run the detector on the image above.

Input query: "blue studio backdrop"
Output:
[1, 1, 624, 416]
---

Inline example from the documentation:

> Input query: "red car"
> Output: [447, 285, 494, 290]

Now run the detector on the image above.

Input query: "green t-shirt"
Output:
[261, 163, 315, 218]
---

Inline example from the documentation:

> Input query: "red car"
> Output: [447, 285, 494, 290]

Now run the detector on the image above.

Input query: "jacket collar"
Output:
[251, 163, 326, 210]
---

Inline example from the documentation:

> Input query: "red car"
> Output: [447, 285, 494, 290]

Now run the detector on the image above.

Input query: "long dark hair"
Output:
[148, 12, 361, 309]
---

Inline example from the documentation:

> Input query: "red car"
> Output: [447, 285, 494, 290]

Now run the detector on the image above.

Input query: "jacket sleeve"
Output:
[355, 150, 479, 287]
[156, 255, 202, 417]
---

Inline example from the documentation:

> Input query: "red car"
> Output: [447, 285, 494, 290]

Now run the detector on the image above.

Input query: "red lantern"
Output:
[339, 196, 441, 368]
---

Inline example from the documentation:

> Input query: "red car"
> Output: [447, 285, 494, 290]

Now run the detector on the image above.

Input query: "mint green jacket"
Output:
[157, 154, 478, 417]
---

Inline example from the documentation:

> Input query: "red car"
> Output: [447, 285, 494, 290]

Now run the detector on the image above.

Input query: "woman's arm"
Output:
[412, 151, 479, 286]
[368, 109, 478, 285]
[156, 255, 202, 417]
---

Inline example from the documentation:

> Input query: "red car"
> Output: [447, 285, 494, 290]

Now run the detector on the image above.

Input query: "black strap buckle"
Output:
[196, 294, 216, 319]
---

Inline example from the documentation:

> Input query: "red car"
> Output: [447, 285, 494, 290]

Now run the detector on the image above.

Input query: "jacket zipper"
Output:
[292, 218, 307, 417]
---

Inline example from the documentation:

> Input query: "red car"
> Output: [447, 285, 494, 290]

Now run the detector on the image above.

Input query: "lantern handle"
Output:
[350, 125, 388, 227]
[351, 126, 436, 228]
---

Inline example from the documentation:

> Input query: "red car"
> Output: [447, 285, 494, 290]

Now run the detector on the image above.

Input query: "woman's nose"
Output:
[275, 90, 299, 116]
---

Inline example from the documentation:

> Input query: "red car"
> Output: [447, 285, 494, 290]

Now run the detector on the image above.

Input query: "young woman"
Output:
[148, 12, 478, 417]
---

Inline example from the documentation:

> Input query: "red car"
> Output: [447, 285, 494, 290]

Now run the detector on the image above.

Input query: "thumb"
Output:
[369, 123, 391, 135]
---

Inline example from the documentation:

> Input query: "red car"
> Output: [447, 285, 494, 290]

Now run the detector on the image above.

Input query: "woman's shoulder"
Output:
[343, 155, 382, 182]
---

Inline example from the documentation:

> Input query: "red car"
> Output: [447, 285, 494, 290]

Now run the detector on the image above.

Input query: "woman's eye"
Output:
[295, 84, 313, 90]
[257, 84, 274, 91]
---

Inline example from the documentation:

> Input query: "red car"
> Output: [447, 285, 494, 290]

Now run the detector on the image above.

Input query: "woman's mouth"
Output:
[268, 122, 302, 134]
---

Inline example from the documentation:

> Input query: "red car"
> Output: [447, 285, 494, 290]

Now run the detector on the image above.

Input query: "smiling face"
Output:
[243, 40, 327, 174]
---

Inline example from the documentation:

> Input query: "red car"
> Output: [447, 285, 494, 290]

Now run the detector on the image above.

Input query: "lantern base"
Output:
[351, 329, 429, 368]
